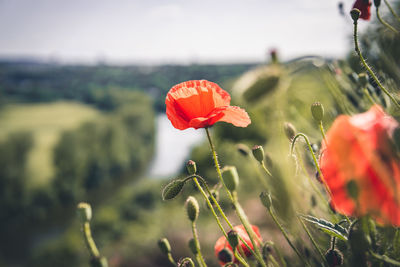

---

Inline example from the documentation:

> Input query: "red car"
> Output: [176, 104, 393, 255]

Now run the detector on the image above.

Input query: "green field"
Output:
[0, 101, 100, 186]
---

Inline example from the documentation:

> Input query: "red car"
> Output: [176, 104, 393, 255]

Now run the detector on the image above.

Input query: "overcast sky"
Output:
[0, 0, 363, 64]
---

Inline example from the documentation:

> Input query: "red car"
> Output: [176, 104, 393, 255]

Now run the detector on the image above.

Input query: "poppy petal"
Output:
[210, 106, 251, 127]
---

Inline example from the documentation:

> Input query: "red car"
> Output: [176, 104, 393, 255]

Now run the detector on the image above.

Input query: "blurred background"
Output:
[0, 0, 399, 266]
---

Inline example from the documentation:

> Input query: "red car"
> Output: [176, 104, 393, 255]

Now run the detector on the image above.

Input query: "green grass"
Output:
[0, 101, 100, 187]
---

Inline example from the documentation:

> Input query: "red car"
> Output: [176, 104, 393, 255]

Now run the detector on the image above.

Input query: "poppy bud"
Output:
[346, 180, 359, 200]
[77, 202, 92, 223]
[252, 145, 265, 163]
[186, 160, 197, 175]
[222, 166, 239, 192]
[236, 144, 250, 156]
[188, 238, 197, 255]
[260, 192, 272, 209]
[218, 248, 233, 264]
[227, 230, 239, 249]
[325, 249, 343, 267]
[185, 196, 199, 222]
[350, 8, 361, 21]
[284, 122, 296, 141]
[358, 73, 368, 87]
[162, 179, 185, 200]
[373, 0, 381, 7]
[311, 102, 324, 122]
[158, 238, 172, 255]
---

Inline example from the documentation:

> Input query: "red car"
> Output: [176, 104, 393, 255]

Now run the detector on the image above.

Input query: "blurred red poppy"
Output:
[352, 0, 372, 20]
[214, 225, 262, 265]
[320, 105, 400, 226]
[166, 80, 251, 130]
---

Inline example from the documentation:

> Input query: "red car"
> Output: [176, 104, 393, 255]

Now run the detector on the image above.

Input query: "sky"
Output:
[0, 0, 362, 64]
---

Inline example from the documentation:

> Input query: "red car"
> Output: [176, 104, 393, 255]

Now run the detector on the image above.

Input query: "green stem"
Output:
[192, 177, 228, 238]
[234, 250, 250, 267]
[376, 7, 399, 34]
[261, 161, 272, 177]
[267, 208, 311, 266]
[82, 222, 100, 258]
[268, 254, 280, 267]
[295, 147, 327, 207]
[353, 19, 400, 110]
[318, 121, 327, 145]
[364, 87, 376, 105]
[191, 176, 250, 266]
[191, 221, 207, 267]
[167, 253, 177, 267]
[205, 128, 267, 267]
[298, 216, 328, 266]
[179, 257, 195, 267]
[384, 0, 400, 21]
[291, 133, 329, 194]
[369, 250, 400, 266]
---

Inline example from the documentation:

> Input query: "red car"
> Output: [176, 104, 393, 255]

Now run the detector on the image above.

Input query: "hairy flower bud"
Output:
[186, 160, 197, 175]
[158, 238, 172, 255]
[284, 122, 296, 141]
[374, 0, 381, 7]
[227, 230, 239, 249]
[260, 192, 272, 209]
[311, 102, 324, 122]
[252, 145, 265, 163]
[217, 248, 233, 264]
[162, 179, 185, 200]
[350, 8, 361, 21]
[325, 249, 343, 266]
[185, 196, 199, 222]
[77, 202, 92, 222]
[222, 166, 240, 192]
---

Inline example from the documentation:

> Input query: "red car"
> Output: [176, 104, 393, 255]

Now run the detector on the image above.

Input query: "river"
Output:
[147, 114, 205, 178]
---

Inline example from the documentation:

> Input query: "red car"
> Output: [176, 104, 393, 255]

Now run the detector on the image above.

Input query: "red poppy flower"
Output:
[352, 0, 372, 20]
[320, 105, 400, 226]
[214, 225, 262, 265]
[166, 80, 251, 130]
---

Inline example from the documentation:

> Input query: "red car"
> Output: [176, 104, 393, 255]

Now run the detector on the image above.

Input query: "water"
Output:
[147, 114, 205, 178]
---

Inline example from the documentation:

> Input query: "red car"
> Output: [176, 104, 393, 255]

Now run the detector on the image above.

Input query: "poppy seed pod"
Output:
[311, 102, 324, 122]
[77, 202, 92, 223]
[185, 196, 199, 222]
[252, 145, 265, 163]
[158, 238, 172, 255]
[374, 0, 381, 7]
[222, 166, 240, 192]
[186, 160, 197, 175]
[284, 122, 296, 141]
[352, 0, 372, 20]
[350, 8, 361, 21]
[162, 179, 185, 200]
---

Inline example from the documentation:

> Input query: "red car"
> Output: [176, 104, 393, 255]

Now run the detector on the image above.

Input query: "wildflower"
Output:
[352, 0, 372, 20]
[166, 80, 251, 130]
[320, 105, 400, 226]
[214, 225, 262, 265]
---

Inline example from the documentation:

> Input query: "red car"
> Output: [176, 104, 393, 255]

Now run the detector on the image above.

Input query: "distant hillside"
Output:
[0, 60, 258, 111]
